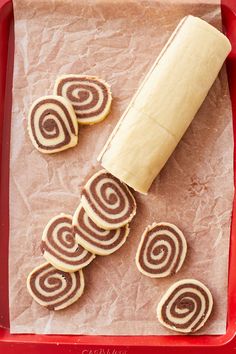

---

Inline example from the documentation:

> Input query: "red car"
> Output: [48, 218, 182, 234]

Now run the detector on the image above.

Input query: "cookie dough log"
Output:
[157, 279, 213, 333]
[41, 214, 95, 272]
[27, 262, 85, 310]
[54, 75, 112, 125]
[73, 204, 130, 255]
[98, 16, 231, 194]
[136, 223, 187, 278]
[81, 169, 136, 230]
[28, 95, 78, 153]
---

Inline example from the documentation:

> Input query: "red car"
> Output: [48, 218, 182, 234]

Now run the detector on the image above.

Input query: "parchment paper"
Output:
[9, 0, 234, 335]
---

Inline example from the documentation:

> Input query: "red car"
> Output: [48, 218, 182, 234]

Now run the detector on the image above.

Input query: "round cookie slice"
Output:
[136, 222, 187, 278]
[41, 214, 95, 272]
[28, 95, 78, 154]
[27, 262, 85, 311]
[73, 204, 130, 256]
[81, 169, 137, 230]
[157, 279, 213, 333]
[54, 74, 112, 125]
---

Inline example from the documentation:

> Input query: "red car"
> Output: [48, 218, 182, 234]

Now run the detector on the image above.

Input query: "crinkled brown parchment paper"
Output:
[9, 0, 234, 335]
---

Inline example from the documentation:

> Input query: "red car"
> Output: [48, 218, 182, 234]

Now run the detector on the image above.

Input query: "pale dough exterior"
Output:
[98, 16, 231, 194]
[98, 107, 176, 194]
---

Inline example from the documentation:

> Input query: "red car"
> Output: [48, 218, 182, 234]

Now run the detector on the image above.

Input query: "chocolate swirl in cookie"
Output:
[54, 75, 112, 125]
[136, 223, 187, 278]
[41, 214, 95, 272]
[28, 95, 78, 153]
[73, 205, 129, 255]
[27, 263, 84, 310]
[81, 169, 136, 230]
[157, 279, 213, 333]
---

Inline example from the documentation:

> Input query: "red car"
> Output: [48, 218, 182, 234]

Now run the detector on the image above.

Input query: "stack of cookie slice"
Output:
[27, 169, 136, 310]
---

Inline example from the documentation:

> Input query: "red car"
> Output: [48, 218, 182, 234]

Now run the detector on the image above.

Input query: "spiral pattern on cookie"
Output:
[81, 169, 136, 230]
[27, 263, 84, 310]
[41, 214, 95, 272]
[73, 205, 129, 255]
[28, 95, 78, 153]
[54, 75, 112, 124]
[136, 223, 187, 278]
[157, 279, 213, 333]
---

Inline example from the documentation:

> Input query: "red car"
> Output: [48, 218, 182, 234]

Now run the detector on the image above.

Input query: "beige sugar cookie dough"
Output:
[98, 16, 231, 193]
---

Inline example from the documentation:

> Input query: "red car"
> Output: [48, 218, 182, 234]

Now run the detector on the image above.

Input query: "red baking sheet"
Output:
[0, 0, 236, 353]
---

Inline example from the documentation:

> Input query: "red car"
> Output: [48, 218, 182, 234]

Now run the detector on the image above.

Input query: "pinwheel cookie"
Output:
[54, 75, 112, 125]
[28, 95, 78, 153]
[27, 262, 85, 311]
